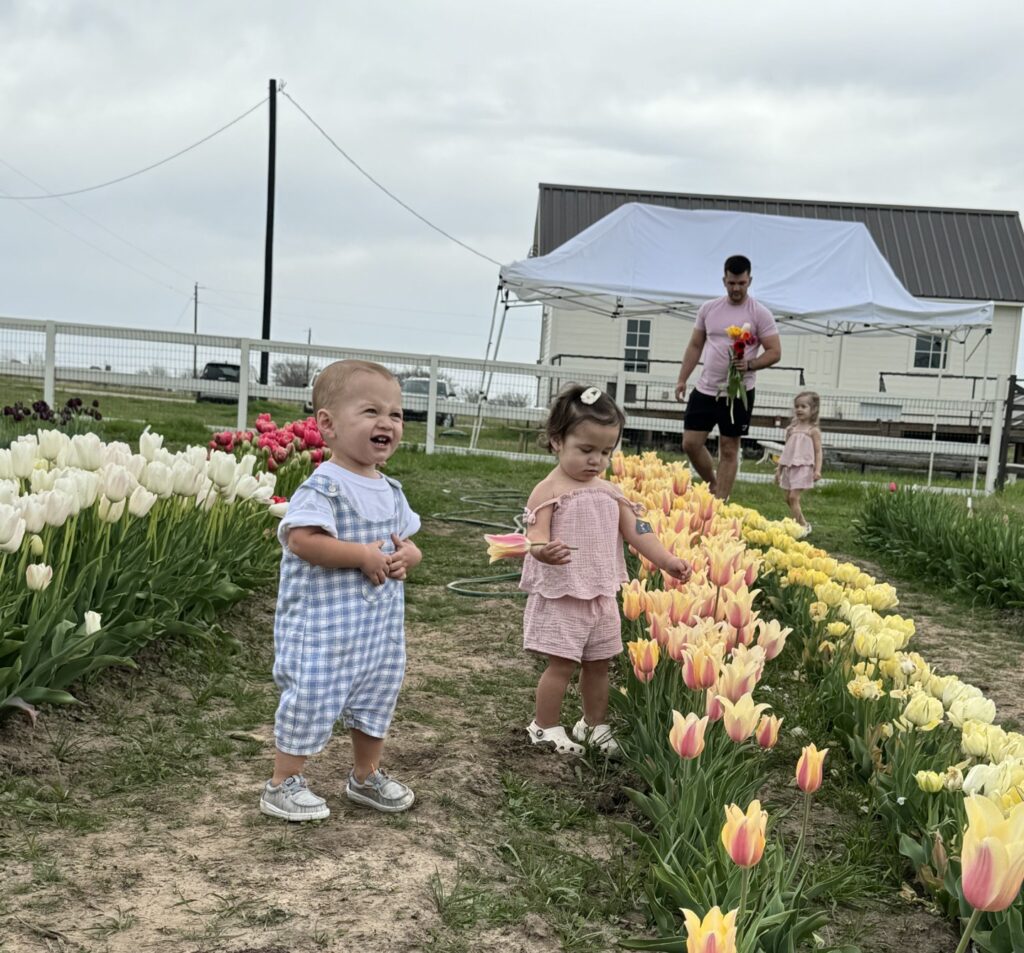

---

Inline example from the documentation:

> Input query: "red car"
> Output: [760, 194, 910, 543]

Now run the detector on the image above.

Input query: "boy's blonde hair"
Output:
[312, 359, 395, 413]
[792, 390, 821, 426]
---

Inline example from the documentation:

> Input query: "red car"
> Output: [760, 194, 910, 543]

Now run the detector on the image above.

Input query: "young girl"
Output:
[775, 390, 823, 535]
[521, 384, 692, 756]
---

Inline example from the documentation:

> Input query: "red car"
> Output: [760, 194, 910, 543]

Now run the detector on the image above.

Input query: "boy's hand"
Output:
[531, 538, 572, 566]
[361, 540, 390, 585]
[387, 534, 422, 580]
[663, 556, 692, 582]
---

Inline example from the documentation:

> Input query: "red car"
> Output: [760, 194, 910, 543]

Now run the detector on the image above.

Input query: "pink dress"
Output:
[778, 427, 817, 490]
[519, 486, 643, 662]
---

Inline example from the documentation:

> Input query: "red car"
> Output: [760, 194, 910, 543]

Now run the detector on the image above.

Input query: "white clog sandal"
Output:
[572, 718, 621, 757]
[527, 720, 584, 756]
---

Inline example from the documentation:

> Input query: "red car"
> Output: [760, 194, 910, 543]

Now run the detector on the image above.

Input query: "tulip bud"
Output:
[29, 534, 44, 557]
[796, 743, 829, 794]
[755, 714, 783, 750]
[721, 800, 768, 868]
[915, 770, 945, 794]
[84, 611, 102, 635]
[26, 563, 53, 591]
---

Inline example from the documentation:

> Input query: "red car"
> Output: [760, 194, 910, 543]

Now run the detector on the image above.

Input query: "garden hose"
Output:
[433, 489, 530, 598]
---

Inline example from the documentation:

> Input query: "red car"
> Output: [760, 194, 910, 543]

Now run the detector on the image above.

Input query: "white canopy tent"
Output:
[497, 203, 993, 335]
[474, 204, 998, 486]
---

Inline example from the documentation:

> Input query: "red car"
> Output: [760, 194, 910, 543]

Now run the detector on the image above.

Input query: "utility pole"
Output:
[305, 328, 312, 384]
[192, 282, 199, 379]
[260, 78, 278, 385]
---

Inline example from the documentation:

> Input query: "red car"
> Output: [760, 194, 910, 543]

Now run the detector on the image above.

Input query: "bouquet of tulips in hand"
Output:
[725, 323, 757, 423]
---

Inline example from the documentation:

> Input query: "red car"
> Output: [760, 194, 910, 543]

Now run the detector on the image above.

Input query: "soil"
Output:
[2, 549, 1010, 952]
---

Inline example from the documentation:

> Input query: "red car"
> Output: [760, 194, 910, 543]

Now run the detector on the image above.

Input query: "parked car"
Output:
[401, 377, 457, 427]
[196, 362, 240, 403]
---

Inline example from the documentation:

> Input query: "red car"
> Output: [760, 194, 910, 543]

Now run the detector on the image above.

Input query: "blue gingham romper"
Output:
[273, 470, 408, 755]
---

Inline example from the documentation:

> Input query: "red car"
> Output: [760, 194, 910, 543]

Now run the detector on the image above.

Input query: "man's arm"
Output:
[735, 332, 781, 373]
[675, 327, 707, 401]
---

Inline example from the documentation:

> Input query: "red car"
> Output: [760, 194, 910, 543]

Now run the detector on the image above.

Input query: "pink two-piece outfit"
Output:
[519, 486, 644, 661]
[777, 427, 816, 490]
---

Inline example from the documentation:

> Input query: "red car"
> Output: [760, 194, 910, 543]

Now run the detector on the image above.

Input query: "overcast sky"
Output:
[3, 1, 1024, 373]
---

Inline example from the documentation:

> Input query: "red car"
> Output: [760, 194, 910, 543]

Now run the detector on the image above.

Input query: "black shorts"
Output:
[684, 388, 756, 438]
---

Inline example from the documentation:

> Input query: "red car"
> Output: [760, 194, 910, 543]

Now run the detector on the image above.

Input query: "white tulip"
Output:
[25, 563, 53, 591]
[139, 430, 164, 462]
[97, 496, 125, 523]
[53, 477, 83, 516]
[10, 440, 36, 479]
[184, 446, 208, 469]
[17, 495, 47, 534]
[83, 611, 102, 635]
[127, 485, 157, 518]
[0, 478, 18, 504]
[268, 501, 288, 518]
[30, 468, 58, 493]
[251, 485, 273, 502]
[257, 471, 277, 492]
[43, 489, 75, 527]
[238, 454, 257, 478]
[0, 504, 27, 553]
[75, 471, 101, 509]
[142, 461, 174, 499]
[101, 441, 133, 466]
[125, 454, 146, 480]
[207, 451, 237, 489]
[948, 694, 998, 729]
[231, 475, 260, 500]
[37, 429, 67, 462]
[101, 464, 134, 504]
[171, 460, 204, 497]
[0, 451, 13, 480]
[195, 479, 218, 511]
[70, 433, 104, 471]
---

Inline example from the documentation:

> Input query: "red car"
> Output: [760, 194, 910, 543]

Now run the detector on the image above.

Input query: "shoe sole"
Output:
[346, 788, 415, 813]
[259, 799, 330, 822]
[529, 736, 584, 756]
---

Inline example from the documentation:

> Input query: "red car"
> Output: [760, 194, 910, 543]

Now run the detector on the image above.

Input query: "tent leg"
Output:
[926, 333, 949, 487]
[470, 289, 506, 451]
[971, 329, 992, 493]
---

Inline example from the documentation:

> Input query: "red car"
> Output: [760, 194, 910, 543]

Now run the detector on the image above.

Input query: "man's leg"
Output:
[682, 429, 716, 490]
[715, 435, 741, 499]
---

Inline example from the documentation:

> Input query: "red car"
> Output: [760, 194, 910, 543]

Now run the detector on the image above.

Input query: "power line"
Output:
[0, 97, 267, 201]
[0, 156, 198, 284]
[280, 90, 501, 267]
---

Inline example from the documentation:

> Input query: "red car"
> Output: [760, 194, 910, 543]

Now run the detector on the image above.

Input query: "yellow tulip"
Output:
[808, 601, 828, 622]
[718, 692, 771, 744]
[755, 713, 783, 750]
[826, 621, 849, 637]
[682, 906, 738, 953]
[621, 579, 647, 621]
[682, 644, 723, 692]
[669, 710, 709, 760]
[901, 694, 944, 731]
[915, 770, 945, 794]
[721, 799, 767, 868]
[961, 720, 993, 759]
[961, 795, 1024, 912]
[627, 638, 660, 683]
[796, 743, 829, 794]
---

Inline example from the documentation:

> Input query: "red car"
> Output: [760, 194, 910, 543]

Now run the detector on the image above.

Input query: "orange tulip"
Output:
[682, 906, 737, 953]
[669, 710, 709, 760]
[961, 795, 1024, 912]
[718, 693, 771, 744]
[621, 579, 647, 621]
[755, 714, 783, 750]
[796, 743, 829, 793]
[627, 638, 660, 683]
[721, 800, 768, 868]
[682, 643, 723, 691]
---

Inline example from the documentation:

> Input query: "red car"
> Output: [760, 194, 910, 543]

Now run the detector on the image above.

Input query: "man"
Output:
[674, 255, 781, 499]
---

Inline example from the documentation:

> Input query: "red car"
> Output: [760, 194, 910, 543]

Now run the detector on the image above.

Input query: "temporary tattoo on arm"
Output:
[635, 519, 653, 536]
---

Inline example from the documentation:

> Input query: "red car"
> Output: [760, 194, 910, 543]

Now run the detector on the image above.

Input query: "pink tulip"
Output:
[669, 710, 709, 760]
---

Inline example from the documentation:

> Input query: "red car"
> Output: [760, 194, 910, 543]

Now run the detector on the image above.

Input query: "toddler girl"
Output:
[775, 390, 823, 534]
[521, 384, 692, 756]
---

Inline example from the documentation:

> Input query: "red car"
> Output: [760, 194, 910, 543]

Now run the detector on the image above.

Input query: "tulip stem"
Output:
[788, 792, 813, 890]
[954, 908, 982, 953]
[738, 866, 751, 928]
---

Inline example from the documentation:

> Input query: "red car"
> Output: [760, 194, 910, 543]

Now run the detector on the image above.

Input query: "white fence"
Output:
[0, 315, 1007, 493]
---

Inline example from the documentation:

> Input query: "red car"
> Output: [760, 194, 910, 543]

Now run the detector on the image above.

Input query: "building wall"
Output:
[544, 302, 1021, 404]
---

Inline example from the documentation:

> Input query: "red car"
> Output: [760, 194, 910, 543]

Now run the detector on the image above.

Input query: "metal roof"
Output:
[533, 184, 1024, 303]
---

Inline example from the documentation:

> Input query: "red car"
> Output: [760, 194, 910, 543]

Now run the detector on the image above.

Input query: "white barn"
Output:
[531, 185, 1024, 404]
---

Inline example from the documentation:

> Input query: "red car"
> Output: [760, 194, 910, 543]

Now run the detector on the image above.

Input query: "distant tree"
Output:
[144, 364, 170, 378]
[487, 391, 530, 408]
[272, 360, 320, 387]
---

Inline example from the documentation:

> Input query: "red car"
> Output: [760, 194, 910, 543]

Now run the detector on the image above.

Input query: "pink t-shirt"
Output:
[694, 295, 779, 397]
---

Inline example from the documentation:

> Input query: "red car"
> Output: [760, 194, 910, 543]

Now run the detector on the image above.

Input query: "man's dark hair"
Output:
[724, 254, 752, 276]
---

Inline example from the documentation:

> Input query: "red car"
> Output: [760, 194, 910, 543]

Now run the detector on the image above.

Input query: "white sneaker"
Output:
[259, 775, 330, 822]
[527, 720, 584, 756]
[572, 718, 620, 757]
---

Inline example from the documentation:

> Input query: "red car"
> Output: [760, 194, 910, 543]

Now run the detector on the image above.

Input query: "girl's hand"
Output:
[813, 471, 822, 482]
[531, 538, 572, 566]
[774, 468, 781, 486]
[663, 556, 692, 582]
[360, 540, 390, 585]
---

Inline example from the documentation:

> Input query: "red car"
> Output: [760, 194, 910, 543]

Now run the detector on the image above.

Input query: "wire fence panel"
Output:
[0, 315, 1008, 492]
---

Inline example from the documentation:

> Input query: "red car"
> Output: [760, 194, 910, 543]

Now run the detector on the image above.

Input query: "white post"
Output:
[425, 355, 439, 455]
[971, 329, 992, 492]
[985, 375, 1006, 494]
[236, 340, 250, 432]
[43, 321, 57, 408]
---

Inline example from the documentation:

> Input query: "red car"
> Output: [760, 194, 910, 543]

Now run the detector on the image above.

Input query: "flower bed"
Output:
[605, 451, 1024, 953]
[0, 429, 283, 721]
